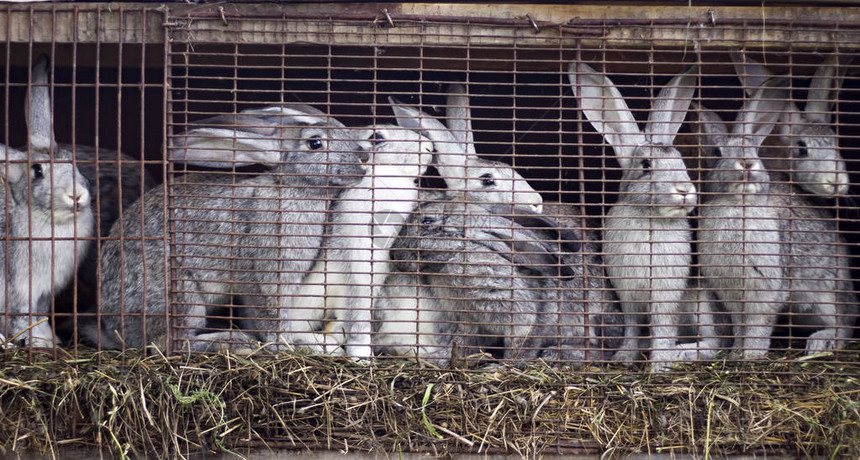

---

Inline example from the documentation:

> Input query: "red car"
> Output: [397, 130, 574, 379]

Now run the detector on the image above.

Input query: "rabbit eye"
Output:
[31, 164, 44, 179]
[480, 173, 496, 187]
[797, 141, 810, 158]
[369, 132, 386, 145]
[641, 159, 651, 170]
[421, 216, 435, 225]
[307, 136, 324, 150]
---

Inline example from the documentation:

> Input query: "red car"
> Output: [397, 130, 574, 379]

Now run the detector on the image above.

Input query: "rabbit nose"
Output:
[674, 184, 694, 196]
[67, 189, 90, 211]
[739, 159, 760, 171]
[830, 173, 850, 195]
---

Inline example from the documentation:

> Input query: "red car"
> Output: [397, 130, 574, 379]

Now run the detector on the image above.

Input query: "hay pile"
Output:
[0, 347, 858, 458]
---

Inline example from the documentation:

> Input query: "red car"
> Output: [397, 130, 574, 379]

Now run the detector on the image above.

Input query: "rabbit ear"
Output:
[569, 62, 645, 168]
[692, 103, 728, 143]
[730, 52, 774, 96]
[646, 65, 697, 145]
[805, 55, 849, 123]
[244, 105, 342, 128]
[486, 205, 582, 254]
[445, 84, 477, 156]
[481, 208, 579, 278]
[0, 145, 30, 184]
[733, 78, 790, 146]
[169, 114, 281, 167]
[26, 54, 57, 152]
[390, 98, 466, 183]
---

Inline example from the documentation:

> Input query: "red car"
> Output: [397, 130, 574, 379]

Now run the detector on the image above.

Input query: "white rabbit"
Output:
[388, 92, 543, 213]
[90, 106, 367, 352]
[730, 52, 850, 197]
[0, 144, 94, 347]
[287, 125, 433, 359]
[696, 80, 792, 358]
[570, 62, 714, 371]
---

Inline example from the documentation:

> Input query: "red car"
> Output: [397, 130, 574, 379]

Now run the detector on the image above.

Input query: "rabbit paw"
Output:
[611, 349, 644, 363]
[805, 329, 840, 354]
[293, 332, 345, 356]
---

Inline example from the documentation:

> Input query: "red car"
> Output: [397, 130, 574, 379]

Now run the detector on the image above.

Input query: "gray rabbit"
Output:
[696, 80, 792, 358]
[0, 144, 94, 347]
[88, 106, 366, 352]
[374, 194, 620, 365]
[730, 52, 850, 197]
[26, 55, 156, 315]
[570, 62, 712, 370]
[698, 90, 856, 355]
[729, 53, 857, 352]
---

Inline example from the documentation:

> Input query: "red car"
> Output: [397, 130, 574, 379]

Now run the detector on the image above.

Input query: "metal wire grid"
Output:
[0, 5, 163, 356]
[0, 6, 856, 370]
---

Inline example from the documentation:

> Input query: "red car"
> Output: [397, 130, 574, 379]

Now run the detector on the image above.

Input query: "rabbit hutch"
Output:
[0, 1, 859, 458]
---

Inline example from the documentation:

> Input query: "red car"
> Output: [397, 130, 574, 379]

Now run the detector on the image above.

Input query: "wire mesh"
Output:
[0, 4, 858, 371]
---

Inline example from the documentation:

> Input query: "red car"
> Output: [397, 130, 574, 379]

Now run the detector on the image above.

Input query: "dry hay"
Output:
[0, 346, 858, 459]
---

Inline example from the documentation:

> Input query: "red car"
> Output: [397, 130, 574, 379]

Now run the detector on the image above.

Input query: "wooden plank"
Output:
[0, 2, 857, 51]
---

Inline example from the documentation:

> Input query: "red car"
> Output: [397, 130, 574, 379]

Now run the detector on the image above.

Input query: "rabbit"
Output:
[25, 55, 156, 319]
[373, 194, 621, 365]
[388, 93, 543, 213]
[0, 144, 94, 347]
[286, 125, 434, 359]
[695, 80, 793, 358]
[87, 105, 367, 352]
[729, 53, 857, 352]
[570, 62, 714, 370]
[730, 52, 850, 197]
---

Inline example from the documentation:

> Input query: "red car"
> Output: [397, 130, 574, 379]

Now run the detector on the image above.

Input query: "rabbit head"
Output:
[389, 97, 543, 213]
[170, 105, 367, 187]
[355, 124, 434, 178]
[390, 195, 579, 278]
[697, 80, 789, 197]
[731, 52, 850, 196]
[569, 62, 698, 218]
[1, 146, 91, 224]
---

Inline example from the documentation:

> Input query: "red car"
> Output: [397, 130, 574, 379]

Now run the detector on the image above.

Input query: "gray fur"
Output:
[0, 145, 94, 347]
[26, 55, 156, 307]
[696, 81, 792, 358]
[373, 195, 621, 365]
[730, 52, 850, 197]
[89, 106, 366, 352]
[570, 62, 709, 371]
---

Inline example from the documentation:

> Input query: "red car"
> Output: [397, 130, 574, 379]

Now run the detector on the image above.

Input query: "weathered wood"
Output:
[0, 2, 857, 52]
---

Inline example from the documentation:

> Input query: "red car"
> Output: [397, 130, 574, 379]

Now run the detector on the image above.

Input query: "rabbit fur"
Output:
[730, 52, 850, 197]
[287, 125, 434, 358]
[374, 193, 621, 365]
[570, 62, 712, 370]
[696, 80, 794, 358]
[26, 55, 156, 317]
[0, 144, 93, 347]
[88, 106, 367, 352]
[729, 53, 858, 352]
[389, 88, 543, 213]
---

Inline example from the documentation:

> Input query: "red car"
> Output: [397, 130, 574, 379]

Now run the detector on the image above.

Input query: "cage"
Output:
[0, 2, 859, 458]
